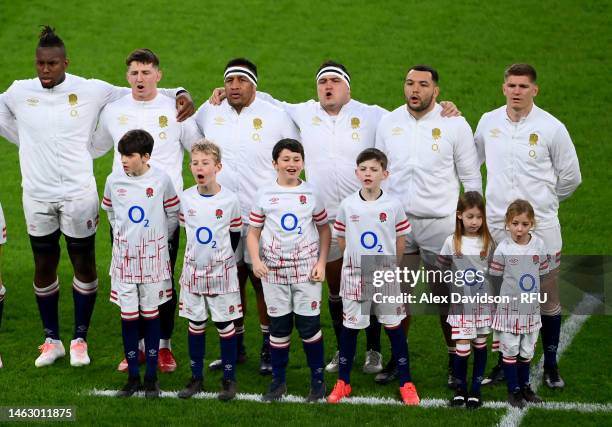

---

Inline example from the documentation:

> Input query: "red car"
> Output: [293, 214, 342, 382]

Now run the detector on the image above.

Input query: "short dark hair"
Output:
[118, 129, 154, 156]
[37, 25, 65, 55]
[225, 57, 257, 78]
[272, 138, 304, 162]
[356, 148, 388, 170]
[504, 63, 537, 83]
[408, 64, 439, 84]
[317, 60, 350, 79]
[126, 48, 159, 67]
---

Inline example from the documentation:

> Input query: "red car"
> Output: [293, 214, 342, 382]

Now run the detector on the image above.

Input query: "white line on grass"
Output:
[87, 388, 612, 413]
[86, 294, 607, 420]
[497, 293, 602, 427]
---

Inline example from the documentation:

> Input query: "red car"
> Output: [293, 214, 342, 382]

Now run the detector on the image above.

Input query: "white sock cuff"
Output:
[270, 335, 291, 348]
[73, 277, 98, 294]
[189, 322, 206, 335]
[456, 342, 471, 357]
[473, 336, 488, 347]
[0, 284, 5, 299]
[34, 279, 59, 297]
[541, 305, 562, 316]
[218, 323, 236, 338]
[302, 330, 322, 344]
[260, 324, 270, 334]
[140, 308, 159, 319]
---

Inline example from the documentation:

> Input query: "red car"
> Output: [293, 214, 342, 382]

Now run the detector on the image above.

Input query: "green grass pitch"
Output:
[0, 1, 610, 425]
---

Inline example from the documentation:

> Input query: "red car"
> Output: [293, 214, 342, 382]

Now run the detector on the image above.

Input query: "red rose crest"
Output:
[311, 301, 318, 310]
[216, 209, 223, 219]
[146, 187, 154, 198]
[229, 305, 235, 314]
[379, 212, 387, 222]
[532, 255, 539, 264]
[299, 195, 307, 204]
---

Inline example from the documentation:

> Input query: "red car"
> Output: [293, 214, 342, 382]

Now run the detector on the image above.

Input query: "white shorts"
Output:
[451, 325, 491, 340]
[405, 214, 455, 266]
[262, 281, 322, 317]
[23, 191, 99, 238]
[342, 297, 406, 329]
[110, 279, 172, 313]
[490, 225, 562, 270]
[0, 202, 6, 244]
[327, 221, 342, 262]
[497, 330, 539, 359]
[178, 289, 243, 323]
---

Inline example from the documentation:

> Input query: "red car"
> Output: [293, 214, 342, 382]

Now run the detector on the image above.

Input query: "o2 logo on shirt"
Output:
[280, 213, 302, 234]
[360, 231, 383, 253]
[128, 205, 149, 227]
[196, 226, 217, 248]
[519, 273, 537, 292]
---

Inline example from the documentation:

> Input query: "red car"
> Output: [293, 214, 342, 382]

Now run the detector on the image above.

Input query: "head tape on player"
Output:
[224, 66, 258, 87]
[316, 66, 351, 89]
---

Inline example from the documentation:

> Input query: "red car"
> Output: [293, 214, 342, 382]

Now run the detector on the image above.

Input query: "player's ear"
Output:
[382, 169, 389, 179]
[156, 68, 162, 83]
[532, 83, 539, 97]
[216, 161, 222, 172]
[456, 211, 462, 220]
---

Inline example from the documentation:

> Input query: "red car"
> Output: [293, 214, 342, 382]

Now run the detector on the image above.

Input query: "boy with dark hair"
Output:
[247, 138, 330, 402]
[327, 148, 419, 405]
[102, 129, 179, 398]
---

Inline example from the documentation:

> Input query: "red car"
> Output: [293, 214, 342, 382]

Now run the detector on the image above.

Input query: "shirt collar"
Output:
[505, 104, 538, 124]
[404, 102, 442, 122]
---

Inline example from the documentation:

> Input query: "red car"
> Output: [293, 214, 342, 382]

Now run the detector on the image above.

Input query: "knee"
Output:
[66, 234, 97, 277]
[30, 230, 61, 255]
[65, 234, 96, 256]
[269, 313, 293, 338]
[295, 314, 320, 340]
